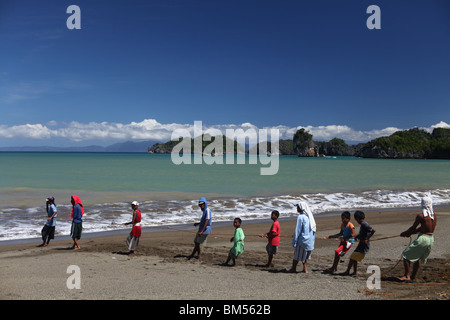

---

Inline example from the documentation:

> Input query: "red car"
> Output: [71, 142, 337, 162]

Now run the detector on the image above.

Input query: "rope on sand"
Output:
[358, 288, 395, 296]
[321, 234, 402, 242]
[166, 226, 291, 239]
[167, 225, 409, 244]
[371, 235, 402, 242]
[382, 280, 444, 286]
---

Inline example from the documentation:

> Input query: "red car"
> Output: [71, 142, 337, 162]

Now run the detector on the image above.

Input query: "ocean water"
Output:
[0, 152, 449, 241]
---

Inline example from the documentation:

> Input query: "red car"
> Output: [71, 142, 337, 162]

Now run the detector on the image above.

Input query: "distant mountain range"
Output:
[0, 140, 159, 153]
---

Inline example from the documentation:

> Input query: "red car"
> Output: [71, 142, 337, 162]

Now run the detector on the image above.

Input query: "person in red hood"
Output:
[70, 195, 84, 250]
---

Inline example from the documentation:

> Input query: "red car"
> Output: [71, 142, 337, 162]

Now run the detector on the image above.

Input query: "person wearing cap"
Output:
[39, 197, 57, 247]
[124, 201, 141, 255]
[187, 197, 212, 260]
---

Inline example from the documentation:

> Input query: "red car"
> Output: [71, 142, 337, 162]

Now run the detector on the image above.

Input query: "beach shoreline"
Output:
[3, 204, 449, 246]
[1, 207, 449, 301]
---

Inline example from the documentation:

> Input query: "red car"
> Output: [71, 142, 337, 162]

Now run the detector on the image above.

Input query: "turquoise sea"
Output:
[1, 152, 449, 240]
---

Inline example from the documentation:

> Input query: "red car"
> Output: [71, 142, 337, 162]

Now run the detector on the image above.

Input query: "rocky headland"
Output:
[148, 127, 450, 159]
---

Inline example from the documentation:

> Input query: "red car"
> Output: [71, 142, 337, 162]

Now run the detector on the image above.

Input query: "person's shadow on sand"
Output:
[112, 251, 132, 255]
[53, 246, 78, 251]
[244, 263, 289, 273]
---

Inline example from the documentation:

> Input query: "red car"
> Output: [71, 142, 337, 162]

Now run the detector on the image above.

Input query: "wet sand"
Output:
[0, 208, 449, 301]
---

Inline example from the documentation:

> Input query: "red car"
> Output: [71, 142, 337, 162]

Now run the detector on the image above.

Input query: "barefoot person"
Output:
[124, 201, 141, 255]
[187, 197, 212, 260]
[259, 210, 280, 268]
[343, 211, 376, 276]
[70, 195, 84, 250]
[324, 211, 355, 274]
[40, 197, 57, 247]
[398, 196, 437, 281]
[223, 218, 245, 266]
[289, 202, 316, 273]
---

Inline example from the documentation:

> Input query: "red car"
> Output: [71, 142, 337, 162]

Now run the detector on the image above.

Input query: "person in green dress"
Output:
[222, 218, 245, 266]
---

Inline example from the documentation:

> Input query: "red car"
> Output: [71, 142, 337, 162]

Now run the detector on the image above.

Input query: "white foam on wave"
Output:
[1, 189, 449, 241]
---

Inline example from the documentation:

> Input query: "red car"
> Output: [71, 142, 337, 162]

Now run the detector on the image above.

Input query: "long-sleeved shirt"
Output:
[72, 204, 82, 223]
[292, 213, 315, 251]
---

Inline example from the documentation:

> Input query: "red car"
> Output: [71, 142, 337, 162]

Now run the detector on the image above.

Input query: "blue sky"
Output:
[1, 0, 449, 147]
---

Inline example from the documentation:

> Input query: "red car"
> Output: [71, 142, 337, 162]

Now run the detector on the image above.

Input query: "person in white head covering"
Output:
[398, 196, 437, 281]
[421, 196, 434, 220]
[288, 201, 316, 273]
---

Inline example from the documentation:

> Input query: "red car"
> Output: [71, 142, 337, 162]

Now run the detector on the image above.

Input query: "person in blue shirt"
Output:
[39, 197, 57, 247]
[187, 197, 212, 260]
[70, 195, 84, 250]
[289, 202, 316, 273]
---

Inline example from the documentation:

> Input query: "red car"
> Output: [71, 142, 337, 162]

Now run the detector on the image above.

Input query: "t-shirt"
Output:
[198, 207, 212, 234]
[46, 204, 57, 227]
[354, 221, 374, 254]
[268, 220, 280, 246]
[341, 222, 355, 243]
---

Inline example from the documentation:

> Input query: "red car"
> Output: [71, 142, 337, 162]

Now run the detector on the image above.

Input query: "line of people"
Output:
[183, 196, 437, 281]
[39, 194, 437, 282]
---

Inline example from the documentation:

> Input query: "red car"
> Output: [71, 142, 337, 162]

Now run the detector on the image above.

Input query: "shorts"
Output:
[402, 233, 434, 264]
[194, 233, 208, 245]
[335, 241, 353, 256]
[293, 245, 311, 263]
[350, 252, 366, 262]
[266, 243, 278, 255]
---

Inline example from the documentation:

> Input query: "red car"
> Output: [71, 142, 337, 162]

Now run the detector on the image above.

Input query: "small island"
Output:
[148, 127, 450, 159]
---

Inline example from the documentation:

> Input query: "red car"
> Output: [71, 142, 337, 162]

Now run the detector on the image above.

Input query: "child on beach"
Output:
[39, 197, 57, 247]
[223, 218, 245, 266]
[325, 211, 355, 274]
[259, 210, 280, 267]
[124, 201, 141, 255]
[343, 211, 376, 276]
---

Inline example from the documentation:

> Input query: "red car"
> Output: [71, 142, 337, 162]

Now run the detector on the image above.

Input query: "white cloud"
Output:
[428, 121, 450, 130]
[0, 123, 55, 139]
[0, 119, 448, 145]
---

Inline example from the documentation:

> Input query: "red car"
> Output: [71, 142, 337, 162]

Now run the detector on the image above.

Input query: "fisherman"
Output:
[39, 196, 57, 247]
[187, 197, 212, 260]
[124, 201, 142, 255]
[397, 196, 437, 281]
[70, 195, 84, 250]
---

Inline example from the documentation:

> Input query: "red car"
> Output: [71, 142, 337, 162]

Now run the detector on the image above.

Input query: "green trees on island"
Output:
[148, 127, 450, 159]
[294, 127, 450, 159]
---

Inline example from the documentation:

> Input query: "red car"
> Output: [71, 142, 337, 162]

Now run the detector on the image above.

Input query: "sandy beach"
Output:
[1, 208, 449, 302]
